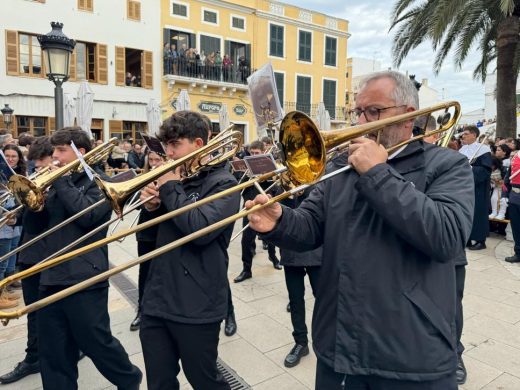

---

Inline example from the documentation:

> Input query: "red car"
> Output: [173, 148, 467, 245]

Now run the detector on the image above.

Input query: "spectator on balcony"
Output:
[187, 48, 197, 78]
[223, 54, 232, 82]
[171, 44, 178, 75]
[239, 55, 249, 83]
[206, 52, 216, 80]
[199, 50, 206, 78]
[215, 51, 222, 81]
[163, 43, 172, 75]
[125, 72, 136, 87]
[178, 44, 187, 76]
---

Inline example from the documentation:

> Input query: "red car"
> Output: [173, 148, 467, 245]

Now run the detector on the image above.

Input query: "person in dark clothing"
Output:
[139, 111, 240, 390]
[30, 128, 142, 389]
[459, 125, 492, 250]
[129, 151, 163, 331]
[504, 152, 520, 263]
[246, 71, 474, 389]
[0, 137, 54, 385]
[280, 188, 321, 368]
[127, 143, 145, 170]
[234, 140, 281, 283]
[455, 257, 468, 385]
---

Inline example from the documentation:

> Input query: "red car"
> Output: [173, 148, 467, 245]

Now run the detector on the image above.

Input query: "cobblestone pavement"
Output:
[1, 213, 520, 389]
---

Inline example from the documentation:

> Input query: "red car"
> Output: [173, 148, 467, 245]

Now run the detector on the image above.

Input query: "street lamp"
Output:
[0, 104, 14, 131]
[37, 22, 75, 131]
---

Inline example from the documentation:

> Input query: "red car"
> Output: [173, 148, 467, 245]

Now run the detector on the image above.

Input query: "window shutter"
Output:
[48, 117, 56, 132]
[109, 120, 123, 133]
[6, 30, 19, 76]
[0, 115, 5, 129]
[97, 44, 108, 84]
[142, 50, 153, 89]
[86, 0, 93, 11]
[134, 2, 141, 21]
[69, 48, 77, 81]
[128, 1, 141, 21]
[127, 0, 134, 19]
[78, 0, 86, 9]
[115, 46, 126, 86]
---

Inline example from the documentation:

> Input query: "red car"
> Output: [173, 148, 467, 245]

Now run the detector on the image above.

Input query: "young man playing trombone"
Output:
[27, 128, 142, 389]
[139, 111, 240, 390]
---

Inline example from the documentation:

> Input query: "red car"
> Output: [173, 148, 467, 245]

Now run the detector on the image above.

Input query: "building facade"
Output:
[162, 0, 350, 141]
[0, 0, 161, 141]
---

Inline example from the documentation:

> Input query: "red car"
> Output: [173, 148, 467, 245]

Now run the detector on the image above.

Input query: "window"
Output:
[69, 41, 108, 84]
[78, 0, 93, 11]
[203, 9, 218, 24]
[200, 35, 221, 56]
[231, 16, 245, 30]
[274, 72, 284, 109]
[269, 24, 284, 58]
[115, 46, 153, 89]
[298, 30, 312, 62]
[19, 33, 43, 77]
[296, 76, 311, 114]
[16, 116, 47, 137]
[172, 2, 188, 17]
[325, 36, 337, 67]
[127, 0, 141, 21]
[109, 120, 147, 141]
[323, 79, 337, 119]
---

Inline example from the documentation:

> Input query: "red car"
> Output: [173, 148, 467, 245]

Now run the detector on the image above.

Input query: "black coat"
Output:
[127, 151, 145, 169]
[20, 171, 112, 287]
[469, 152, 492, 241]
[279, 189, 322, 267]
[142, 163, 240, 324]
[261, 141, 474, 381]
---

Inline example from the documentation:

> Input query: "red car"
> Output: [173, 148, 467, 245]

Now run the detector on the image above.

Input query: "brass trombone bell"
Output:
[8, 138, 118, 211]
[278, 101, 461, 187]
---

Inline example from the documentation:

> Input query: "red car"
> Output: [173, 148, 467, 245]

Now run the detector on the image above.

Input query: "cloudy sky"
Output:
[282, 0, 488, 113]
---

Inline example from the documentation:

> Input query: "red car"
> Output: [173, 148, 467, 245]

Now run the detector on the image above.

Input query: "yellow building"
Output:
[161, 0, 349, 142]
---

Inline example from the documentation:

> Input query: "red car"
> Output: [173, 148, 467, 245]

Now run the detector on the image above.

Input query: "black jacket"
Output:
[261, 141, 474, 381]
[127, 151, 145, 169]
[19, 171, 112, 287]
[142, 163, 240, 324]
[279, 189, 322, 267]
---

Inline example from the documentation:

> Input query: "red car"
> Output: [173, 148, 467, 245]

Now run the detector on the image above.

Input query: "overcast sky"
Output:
[282, 0, 487, 113]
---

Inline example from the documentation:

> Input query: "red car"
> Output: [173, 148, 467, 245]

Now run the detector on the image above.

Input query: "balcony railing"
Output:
[283, 102, 348, 121]
[163, 61, 256, 85]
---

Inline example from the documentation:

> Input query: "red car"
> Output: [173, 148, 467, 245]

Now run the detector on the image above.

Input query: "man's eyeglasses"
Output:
[349, 105, 406, 123]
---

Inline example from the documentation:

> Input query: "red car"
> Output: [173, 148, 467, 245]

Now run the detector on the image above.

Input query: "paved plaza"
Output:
[2, 214, 520, 389]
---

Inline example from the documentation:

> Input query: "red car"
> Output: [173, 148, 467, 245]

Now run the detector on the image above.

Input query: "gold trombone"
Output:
[0, 101, 460, 324]
[8, 138, 118, 212]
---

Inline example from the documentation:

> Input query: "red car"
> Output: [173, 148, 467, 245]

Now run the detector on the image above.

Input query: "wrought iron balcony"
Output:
[282, 102, 348, 121]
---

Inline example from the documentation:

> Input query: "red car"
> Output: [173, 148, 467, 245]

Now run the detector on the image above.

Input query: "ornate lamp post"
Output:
[38, 22, 75, 131]
[0, 104, 14, 131]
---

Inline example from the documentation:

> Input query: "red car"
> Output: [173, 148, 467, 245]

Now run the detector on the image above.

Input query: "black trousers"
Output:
[455, 265, 466, 356]
[140, 315, 230, 390]
[38, 287, 141, 390]
[316, 359, 457, 390]
[509, 202, 520, 254]
[137, 241, 154, 309]
[241, 217, 276, 271]
[20, 263, 40, 364]
[284, 265, 320, 345]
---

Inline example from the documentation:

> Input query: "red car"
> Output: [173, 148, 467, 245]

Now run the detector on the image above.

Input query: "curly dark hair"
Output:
[51, 127, 92, 152]
[158, 111, 211, 145]
[3, 144, 27, 175]
[28, 136, 53, 161]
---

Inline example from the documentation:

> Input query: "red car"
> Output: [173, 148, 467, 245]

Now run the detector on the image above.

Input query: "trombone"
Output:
[0, 101, 460, 324]
[7, 138, 118, 212]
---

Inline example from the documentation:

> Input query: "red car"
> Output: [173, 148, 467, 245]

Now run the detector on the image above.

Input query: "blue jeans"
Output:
[0, 236, 20, 280]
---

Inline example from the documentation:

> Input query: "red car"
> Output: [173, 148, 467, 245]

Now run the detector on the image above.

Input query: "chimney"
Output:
[422, 78, 428, 87]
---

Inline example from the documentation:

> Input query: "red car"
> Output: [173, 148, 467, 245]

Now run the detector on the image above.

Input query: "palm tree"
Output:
[390, 0, 520, 138]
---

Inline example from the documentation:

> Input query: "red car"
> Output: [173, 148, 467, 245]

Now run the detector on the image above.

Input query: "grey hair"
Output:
[358, 70, 419, 109]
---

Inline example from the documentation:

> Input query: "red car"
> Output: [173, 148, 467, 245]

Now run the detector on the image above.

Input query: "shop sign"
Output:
[198, 101, 222, 113]
[233, 104, 247, 116]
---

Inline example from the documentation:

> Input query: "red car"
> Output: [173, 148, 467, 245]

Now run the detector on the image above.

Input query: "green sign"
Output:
[233, 104, 247, 116]
[198, 101, 222, 113]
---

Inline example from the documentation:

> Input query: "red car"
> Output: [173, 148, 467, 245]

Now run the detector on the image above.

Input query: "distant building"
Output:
[485, 72, 520, 121]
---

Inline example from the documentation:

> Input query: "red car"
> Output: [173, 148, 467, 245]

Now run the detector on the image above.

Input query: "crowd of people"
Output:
[1, 69, 520, 390]
[163, 43, 250, 83]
